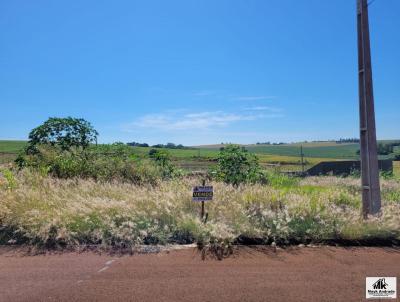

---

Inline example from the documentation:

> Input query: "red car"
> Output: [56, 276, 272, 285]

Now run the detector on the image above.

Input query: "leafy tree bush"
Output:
[148, 148, 158, 158]
[17, 142, 182, 184]
[148, 149, 181, 179]
[149, 149, 170, 166]
[27, 117, 98, 153]
[213, 144, 265, 186]
[15, 118, 183, 183]
[16, 144, 166, 184]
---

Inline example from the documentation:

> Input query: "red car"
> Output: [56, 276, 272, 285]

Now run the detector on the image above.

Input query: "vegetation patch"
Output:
[1, 119, 399, 253]
[1, 170, 399, 250]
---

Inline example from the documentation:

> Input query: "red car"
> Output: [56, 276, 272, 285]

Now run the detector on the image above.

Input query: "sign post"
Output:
[192, 179, 213, 222]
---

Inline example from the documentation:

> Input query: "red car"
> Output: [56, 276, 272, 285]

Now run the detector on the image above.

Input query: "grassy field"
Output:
[0, 140, 27, 153]
[0, 141, 26, 164]
[246, 144, 360, 159]
[1, 141, 359, 157]
[0, 141, 335, 171]
[199, 142, 360, 159]
[394, 161, 400, 177]
[1, 141, 399, 249]
[0, 171, 399, 248]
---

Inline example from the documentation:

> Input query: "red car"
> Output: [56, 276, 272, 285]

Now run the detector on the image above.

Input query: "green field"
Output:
[130, 142, 360, 160]
[0, 140, 26, 153]
[245, 143, 360, 159]
[0, 141, 26, 164]
[1, 140, 398, 172]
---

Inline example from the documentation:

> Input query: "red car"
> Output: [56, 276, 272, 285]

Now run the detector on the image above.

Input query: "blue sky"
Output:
[1, 0, 399, 145]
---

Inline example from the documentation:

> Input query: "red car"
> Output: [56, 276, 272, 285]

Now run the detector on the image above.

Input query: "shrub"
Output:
[213, 144, 265, 186]
[15, 144, 167, 184]
[148, 149, 182, 179]
[265, 171, 299, 188]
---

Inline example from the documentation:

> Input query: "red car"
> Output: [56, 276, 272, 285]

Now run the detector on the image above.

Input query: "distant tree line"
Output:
[127, 142, 192, 150]
[255, 139, 362, 145]
[255, 142, 285, 145]
[127, 142, 149, 147]
[336, 138, 360, 144]
[151, 143, 189, 149]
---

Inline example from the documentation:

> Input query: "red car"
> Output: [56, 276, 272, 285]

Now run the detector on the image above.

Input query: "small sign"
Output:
[192, 186, 213, 201]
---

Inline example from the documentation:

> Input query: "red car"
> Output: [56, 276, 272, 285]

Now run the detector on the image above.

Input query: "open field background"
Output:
[1, 140, 399, 173]
[0, 140, 399, 249]
[0, 141, 26, 164]
[201, 142, 360, 159]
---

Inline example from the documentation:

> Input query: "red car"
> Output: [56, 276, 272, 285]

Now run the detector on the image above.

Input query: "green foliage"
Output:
[265, 171, 299, 188]
[0, 168, 17, 190]
[148, 148, 158, 158]
[349, 168, 361, 178]
[27, 117, 98, 153]
[213, 144, 265, 186]
[16, 144, 167, 184]
[382, 190, 400, 205]
[148, 148, 182, 179]
[380, 170, 394, 179]
[330, 191, 360, 209]
[377, 143, 393, 155]
[149, 148, 170, 166]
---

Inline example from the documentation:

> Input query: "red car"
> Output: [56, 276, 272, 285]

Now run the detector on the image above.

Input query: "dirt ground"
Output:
[0, 246, 399, 302]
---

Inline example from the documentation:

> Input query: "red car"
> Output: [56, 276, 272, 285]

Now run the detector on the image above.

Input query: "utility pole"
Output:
[300, 145, 305, 174]
[357, 0, 381, 217]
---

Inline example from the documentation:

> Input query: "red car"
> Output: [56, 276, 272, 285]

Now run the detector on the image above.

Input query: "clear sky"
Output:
[1, 0, 399, 145]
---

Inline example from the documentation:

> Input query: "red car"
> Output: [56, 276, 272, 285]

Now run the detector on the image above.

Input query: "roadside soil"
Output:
[0, 246, 399, 302]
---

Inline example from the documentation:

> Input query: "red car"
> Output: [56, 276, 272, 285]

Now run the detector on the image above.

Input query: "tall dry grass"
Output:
[0, 170, 399, 249]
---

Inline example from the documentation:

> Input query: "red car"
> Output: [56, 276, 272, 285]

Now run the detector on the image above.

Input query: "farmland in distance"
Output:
[1, 140, 398, 174]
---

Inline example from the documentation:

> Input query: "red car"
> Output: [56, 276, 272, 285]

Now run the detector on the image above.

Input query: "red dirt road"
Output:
[0, 246, 399, 302]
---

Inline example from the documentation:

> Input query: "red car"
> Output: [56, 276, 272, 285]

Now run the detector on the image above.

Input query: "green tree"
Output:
[148, 149, 178, 179]
[27, 117, 98, 153]
[149, 149, 170, 165]
[214, 144, 263, 186]
[148, 148, 158, 158]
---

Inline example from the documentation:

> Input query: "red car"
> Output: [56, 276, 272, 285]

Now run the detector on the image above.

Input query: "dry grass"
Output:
[394, 161, 400, 177]
[0, 170, 399, 249]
